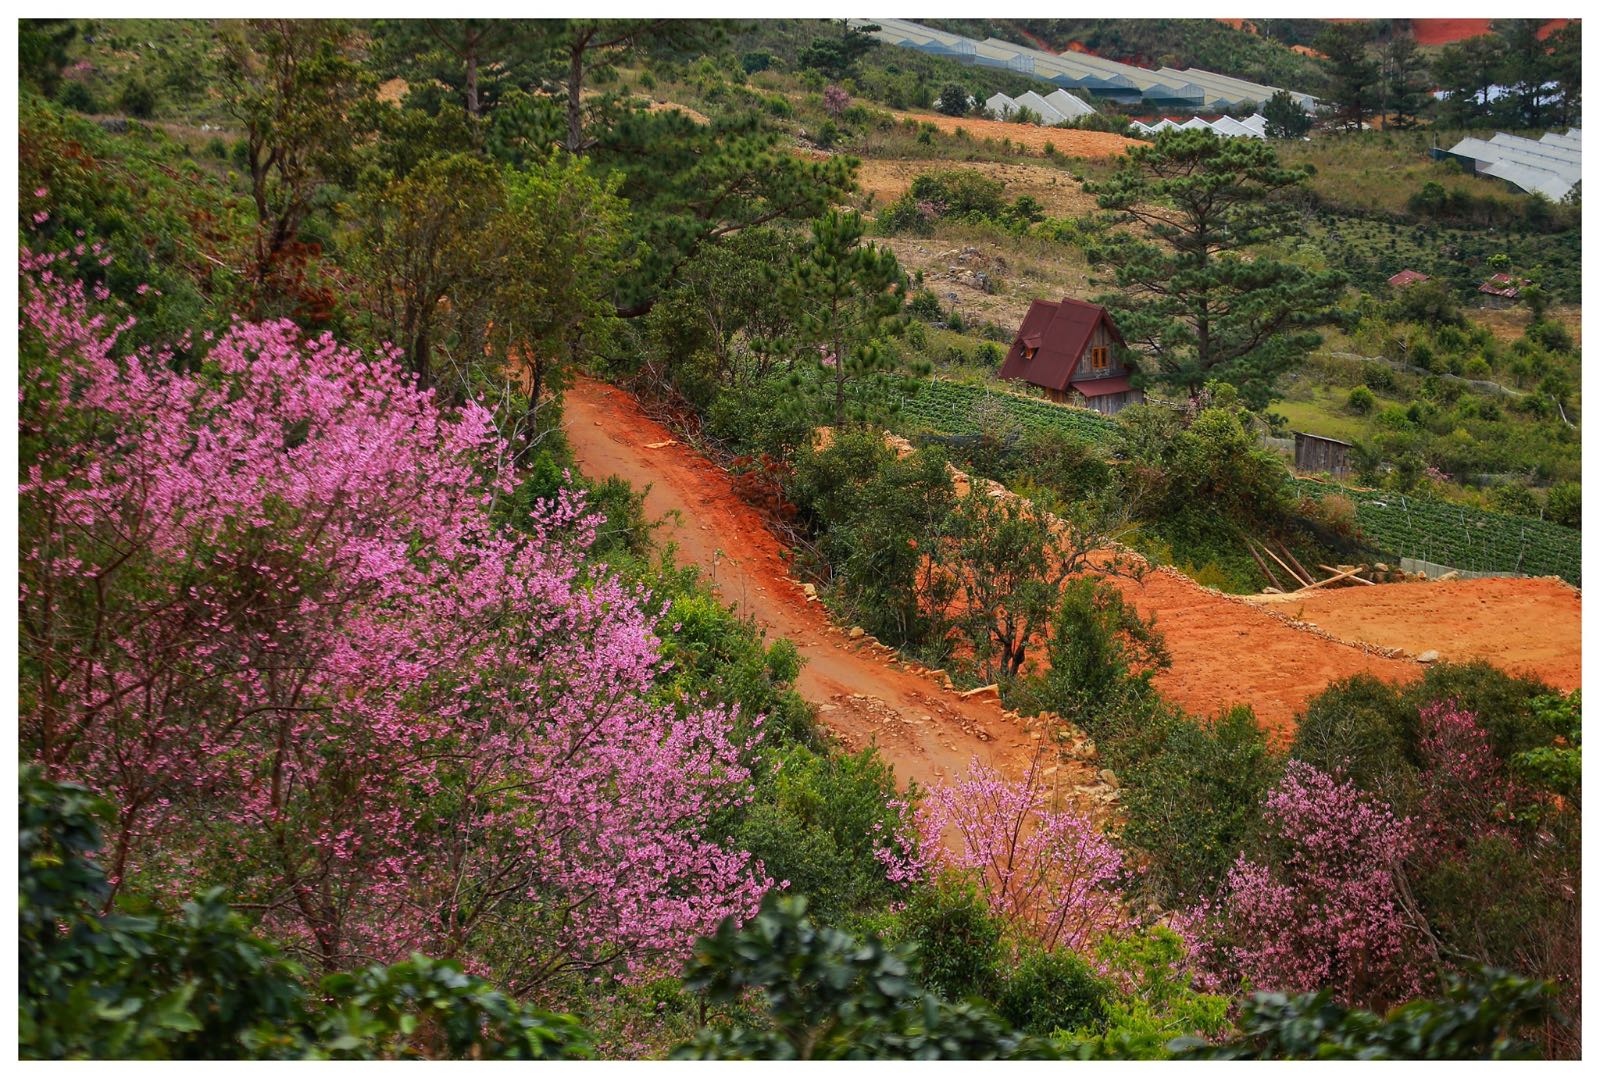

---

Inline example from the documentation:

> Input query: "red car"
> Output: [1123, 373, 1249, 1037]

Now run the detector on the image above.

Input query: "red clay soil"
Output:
[1409, 19, 1568, 46]
[1245, 578, 1581, 692]
[564, 378, 1580, 770]
[1104, 568, 1418, 737]
[562, 376, 1099, 800]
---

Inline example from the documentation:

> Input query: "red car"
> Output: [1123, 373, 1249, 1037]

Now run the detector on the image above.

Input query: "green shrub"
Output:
[1290, 674, 1416, 799]
[1037, 577, 1169, 735]
[1399, 661, 1556, 762]
[1524, 320, 1573, 354]
[907, 289, 944, 321]
[996, 947, 1110, 1035]
[1347, 386, 1376, 414]
[117, 77, 158, 119]
[1545, 481, 1580, 529]
[1116, 705, 1279, 904]
[1062, 928, 1231, 1059]
[733, 745, 912, 922]
[57, 80, 99, 113]
[907, 169, 1007, 220]
[902, 879, 1004, 1000]
[1362, 364, 1397, 391]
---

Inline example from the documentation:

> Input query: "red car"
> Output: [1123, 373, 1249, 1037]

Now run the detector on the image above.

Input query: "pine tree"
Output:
[776, 210, 910, 430]
[1432, 34, 1507, 127]
[1262, 89, 1312, 139]
[1494, 19, 1559, 129]
[1315, 23, 1380, 131]
[1544, 22, 1582, 128]
[1379, 34, 1429, 129]
[1083, 130, 1346, 405]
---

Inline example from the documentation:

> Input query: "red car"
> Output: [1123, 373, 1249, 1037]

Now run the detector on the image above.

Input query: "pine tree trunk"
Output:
[566, 33, 589, 154]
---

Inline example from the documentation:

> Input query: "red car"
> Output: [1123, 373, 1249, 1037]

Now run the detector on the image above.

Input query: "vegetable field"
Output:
[1291, 477, 1581, 586]
[892, 377, 1118, 440]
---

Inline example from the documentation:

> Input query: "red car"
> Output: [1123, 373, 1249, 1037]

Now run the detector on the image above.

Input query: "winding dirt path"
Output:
[563, 376, 1094, 799]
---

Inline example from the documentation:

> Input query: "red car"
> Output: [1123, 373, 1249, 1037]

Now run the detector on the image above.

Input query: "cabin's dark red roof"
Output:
[1478, 273, 1529, 298]
[998, 297, 1125, 393]
[1387, 269, 1430, 288]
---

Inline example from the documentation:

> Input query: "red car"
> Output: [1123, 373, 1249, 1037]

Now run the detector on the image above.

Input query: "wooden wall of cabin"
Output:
[1074, 324, 1122, 380]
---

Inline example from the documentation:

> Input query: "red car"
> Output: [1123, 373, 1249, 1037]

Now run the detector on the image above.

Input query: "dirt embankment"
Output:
[885, 107, 1143, 158]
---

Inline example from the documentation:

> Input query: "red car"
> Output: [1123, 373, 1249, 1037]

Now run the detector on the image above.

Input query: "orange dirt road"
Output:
[562, 376, 1092, 798]
[1245, 578, 1581, 692]
[887, 107, 1143, 158]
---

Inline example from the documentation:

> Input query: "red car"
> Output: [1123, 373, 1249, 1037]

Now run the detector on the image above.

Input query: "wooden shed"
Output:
[1293, 431, 1353, 477]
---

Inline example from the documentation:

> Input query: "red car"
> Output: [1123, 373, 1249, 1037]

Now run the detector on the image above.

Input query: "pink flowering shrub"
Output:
[822, 84, 851, 118]
[881, 757, 1126, 953]
[1193, 761, 1423, 1008]
[18, 241, 768, 983]
[1416, 701, 1519, 851]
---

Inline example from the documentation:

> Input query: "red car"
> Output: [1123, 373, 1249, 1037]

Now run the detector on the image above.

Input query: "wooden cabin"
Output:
[997, 297, 1144, 416]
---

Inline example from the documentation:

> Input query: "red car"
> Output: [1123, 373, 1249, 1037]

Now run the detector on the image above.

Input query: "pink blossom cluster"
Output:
[1416, 701, 1517, 849]
[823, 85, 851, 118]
[1195, 761, 1422, 1007]
[883, 756, 1126, 953]
[18, 241, 769, 981]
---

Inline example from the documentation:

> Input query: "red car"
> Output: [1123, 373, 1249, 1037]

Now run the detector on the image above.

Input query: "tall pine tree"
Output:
[1432, 34, 1506, 127]
[775, 210, 910, 430]
[1315, 23, 1380, 131]
[1380, 34, 1430, 129]
[1083, 130, 1346, 406]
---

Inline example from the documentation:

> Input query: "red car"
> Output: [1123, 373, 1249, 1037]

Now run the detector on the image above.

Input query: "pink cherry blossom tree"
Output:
[1416, 701, 1520, 852]
[880, 756, 1126, 953]
[18, 235, 768, 988]
[1193, 760, 1424, 1008]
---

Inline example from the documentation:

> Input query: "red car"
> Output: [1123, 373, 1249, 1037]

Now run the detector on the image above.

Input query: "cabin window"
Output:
[1090, 346, 1109, 370]
[1023, 346, 1038, 361]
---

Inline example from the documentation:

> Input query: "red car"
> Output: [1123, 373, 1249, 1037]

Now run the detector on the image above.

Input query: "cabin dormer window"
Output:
[1023, 346, 1038, 361]
[1090, 346, 1109, 370]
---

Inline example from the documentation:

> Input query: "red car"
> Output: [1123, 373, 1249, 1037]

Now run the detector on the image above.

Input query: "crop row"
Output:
[891, 378, 1118, 441]
[1290, 478, 1581, 586]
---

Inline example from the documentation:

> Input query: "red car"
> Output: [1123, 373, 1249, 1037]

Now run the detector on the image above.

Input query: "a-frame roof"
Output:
[997, 297, 1124, 392]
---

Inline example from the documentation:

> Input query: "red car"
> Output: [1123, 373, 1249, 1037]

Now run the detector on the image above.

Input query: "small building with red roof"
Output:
[998, 296, 1144, 415]
[1478, 273, 1530, 308]
[1387, 269, 1430, 288]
